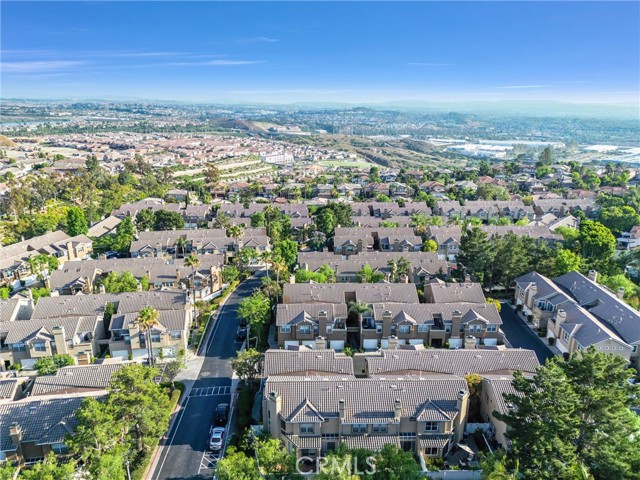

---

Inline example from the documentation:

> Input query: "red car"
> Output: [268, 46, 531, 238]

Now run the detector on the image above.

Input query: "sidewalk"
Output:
[507, 303, 563, 356]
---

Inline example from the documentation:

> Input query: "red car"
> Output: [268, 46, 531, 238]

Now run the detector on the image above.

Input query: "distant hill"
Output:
[0, 135, 16, 148]
[213, 118, 256, 131]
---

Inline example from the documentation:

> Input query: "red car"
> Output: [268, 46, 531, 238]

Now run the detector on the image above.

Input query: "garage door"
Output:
[284, 341, 300, 349]
[132, 348, 147, 360]
[449, 338, 463, 349]
[362, 339, 378, 351]
[20, 359, 36, 369]
[380, 339, 389, 349]
[111, 350, 129, 360]
[330, 340, 344, 351]
[408, 339, 423, 345]
[483, 338, 498, 346]
[301, 341, 315, 348]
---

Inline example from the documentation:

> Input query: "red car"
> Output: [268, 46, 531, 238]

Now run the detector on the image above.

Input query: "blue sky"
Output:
[1, 1, 639, 105]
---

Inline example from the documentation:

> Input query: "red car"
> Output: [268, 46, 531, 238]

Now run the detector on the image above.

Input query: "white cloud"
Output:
[238, 36, 280, 44]
[497, 85, 547, 89]
[1, 60, 87, 73]
[162, 60, 264, 67]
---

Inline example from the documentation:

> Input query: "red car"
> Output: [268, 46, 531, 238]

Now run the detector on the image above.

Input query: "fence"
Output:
[425, 470, 482, 480]
[464, 423, 491, 435]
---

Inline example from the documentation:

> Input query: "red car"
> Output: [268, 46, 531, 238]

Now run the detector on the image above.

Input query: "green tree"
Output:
[134, 306, 160, 366]
[65, 206, 88, 236]
[597, 206, 640, 235]
[204, 164, 221, 184]
[553, 248, 582, 276]
[153, 210, 184, 230]
[231, 348, 263, 384]
[18, 453, 76, 480]
[274, 239, 298, 272]
[371, 443, 422, 480]
[238, 291, 271, 343]
[107, 364, 172, 454]
[250, 211, 266, 227]
[0, 287, 10, 299]
[356, 264, 385, 283]
[86, 154, 99, 172]
[423, 239, 438, 252]
[315, 209, 336, 237]
[135, 209, 155, 231]
[458, 227, 495, 286]
[255, 437, 298, 479]
[579, 220, 616, 265]
[496, 348, 640, 480]
[215, 447, 261, 480]
[30, 287, 50, 304]
[222, 265, 240, 283]
[348, 301, 371, 327]
[33, 354, 75, 375]
[185, 252, 201, 319]
[97, 271, 139, 293]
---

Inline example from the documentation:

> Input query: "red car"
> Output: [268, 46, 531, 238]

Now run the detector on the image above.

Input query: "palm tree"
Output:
[260, 250, 272, 280]
[348, 301, 371, 328]
[175, 237, 187, 258]
[227, 225, 244, 255]
[486, 458, 519, 480]
[395, 256, 411, 282]
[184, 253, 201, 322]
[134, 306, 160, 366]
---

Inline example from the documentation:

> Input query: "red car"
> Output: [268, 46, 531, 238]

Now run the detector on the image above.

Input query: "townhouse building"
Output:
[0, 231, 93, 288]
[514, 270, 639, 366]
[333, 227, 422, 256]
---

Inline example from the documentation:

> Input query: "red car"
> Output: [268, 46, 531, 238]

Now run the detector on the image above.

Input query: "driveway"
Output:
[150, 274, 264, 480]
[499, 302, 555, 364]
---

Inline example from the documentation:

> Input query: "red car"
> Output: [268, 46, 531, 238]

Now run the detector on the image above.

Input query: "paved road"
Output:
[151, 274, 264, 480]
[499, 302, 554, 364]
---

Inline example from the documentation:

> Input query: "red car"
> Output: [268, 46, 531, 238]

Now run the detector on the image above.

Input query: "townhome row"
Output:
[277, 282, 503, 351]
[298, 251, 449, 284]
[515, 270, 640, 367]
[0, 291, 191, 370]
[0, 231, 93, 288]
[46, 255, 223, 299]
[262, 347, 539, 463]
[112, 198, 212, 228]
[435, 200, 534, 222]
[333, 227, 423, 255]
[129, 227, 270, 258]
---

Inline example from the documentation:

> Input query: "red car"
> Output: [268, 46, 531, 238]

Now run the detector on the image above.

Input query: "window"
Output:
[51, 443, 69, 454]
[12, 343, 26, 352]
[151, 334, 161, 343]
[298, 325, 311, 335]
[445, 322, 452, 333]
[34, 342, 47, 352]
[376, 323, 383, 334]
[424, 422, 438, 432]
[326, 324, 333, 334]
[563, 331, 570, 343]
[487, 325, 497, 332]
[351, 424, 367, 434]
[417, 324, 429, 333]
[372, 424, 387, 433]
[170, 331, 182, 339]
[633, 345, 638, 353]
[399, 325, 411, 334]
[280, 326, 291, 334]
[300, 424, 314, 435]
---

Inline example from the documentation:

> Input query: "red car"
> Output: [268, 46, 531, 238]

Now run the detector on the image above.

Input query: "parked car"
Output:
[209, 426, 225, 451]
[215, 403, 229, 426]
[235, 327, 248, 342]
[239, 317, 248, 328]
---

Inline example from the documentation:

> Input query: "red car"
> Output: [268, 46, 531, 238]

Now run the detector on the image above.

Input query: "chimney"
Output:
[394, 239, 400, 252]
[155, 242, 162, 258]
[66, 241, 74, 260]
[399, 273, 409, 284]
[99, 284, 106, 294]
[338, 399, 345, 419]
[267, 391, 282, 438]
[393, 398, 401, 421]
[455, 389, 469, 442]
[176, 268, 181, 283]
[52, 326, 68, 354]
[382, 310, 392, 323]
[357, 238, 363, 253]
[587, 270, 598, 282]
[315, 336, 327, 350]
[556, 309, 567, 325]
[464, 273, 471, 283]
[451, 310, 463, 338]
[388, 335, 399, 350]
[9, 423, 23, 448]
[464, 335, 476, 349]
[617, 288, 625, 300]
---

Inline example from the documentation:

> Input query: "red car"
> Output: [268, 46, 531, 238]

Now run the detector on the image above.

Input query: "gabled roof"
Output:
[288, 400, 325, 423]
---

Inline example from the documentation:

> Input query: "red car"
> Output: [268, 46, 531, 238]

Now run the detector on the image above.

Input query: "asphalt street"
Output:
[499, 302, 554, 364]
[150, 274, 264, 480]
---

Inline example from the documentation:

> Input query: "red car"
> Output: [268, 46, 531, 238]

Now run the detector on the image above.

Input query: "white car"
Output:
[209, 426, 225, 451]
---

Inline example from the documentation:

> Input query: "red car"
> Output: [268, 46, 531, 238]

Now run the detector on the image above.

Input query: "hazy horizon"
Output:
[2, 1, 639, 108]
